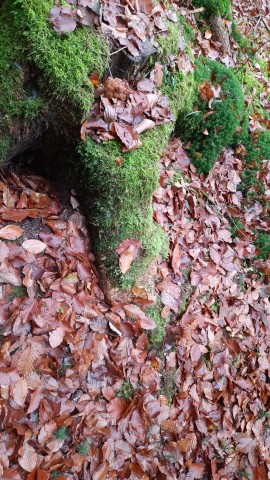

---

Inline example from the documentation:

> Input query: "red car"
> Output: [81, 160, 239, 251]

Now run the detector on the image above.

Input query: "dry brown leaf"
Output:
[17, 343, 41, 376]
[13, 378, 28, 407]
[18, 442, 38, 472]
[0, 224, 24, 240]
[49, 327, 65, 348]
[22, 239, 47, 254]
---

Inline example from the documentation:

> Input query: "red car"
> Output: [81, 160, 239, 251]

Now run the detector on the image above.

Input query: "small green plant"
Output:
[258, 409, 270, 419]
[201, 352, 211, 369]
[145, 303, 170, 349]
[238, 469, 250, 479]
[236, 273, 247, 292]
[50, 472, 61, 479]
[58, 364, 72, 377]
[7, 285, 27, 302]
[232, 354, 241, 368]
[57, 306, 64, 314]
[75, 440, 89, 456]
[116, 381, 135, 401]
[229, 218, 245, 238]
[254, 232, 270, 260]
[54, 426, 67, 441]
[211, 301, 220, 313]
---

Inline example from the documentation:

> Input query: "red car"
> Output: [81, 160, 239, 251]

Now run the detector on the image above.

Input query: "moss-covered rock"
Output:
[178, 58, 245, 174]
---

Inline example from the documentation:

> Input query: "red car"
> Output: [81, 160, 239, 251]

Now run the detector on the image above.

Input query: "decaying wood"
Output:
[211, 15, 231, 53]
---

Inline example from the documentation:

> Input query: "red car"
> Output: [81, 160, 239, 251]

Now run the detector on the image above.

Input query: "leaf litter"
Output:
[1, 133, 270, 479]
[1, 0, 270, 478]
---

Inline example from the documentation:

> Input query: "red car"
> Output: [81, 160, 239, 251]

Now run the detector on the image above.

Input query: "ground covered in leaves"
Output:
[1, 1, 270, 480]
[1, 143, 269, 479]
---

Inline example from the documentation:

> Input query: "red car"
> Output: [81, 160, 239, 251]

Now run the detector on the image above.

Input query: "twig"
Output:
[180, 7, 204, 16]
[262, 17, 270, 33]
[110, 46, 127, 56]
[235, 39, 270, 74]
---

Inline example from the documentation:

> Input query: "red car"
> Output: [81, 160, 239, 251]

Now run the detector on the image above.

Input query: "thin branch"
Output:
[235, 39, 270, 74]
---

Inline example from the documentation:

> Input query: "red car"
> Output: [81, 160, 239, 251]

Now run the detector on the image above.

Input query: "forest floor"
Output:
[0, 1, 270, 479]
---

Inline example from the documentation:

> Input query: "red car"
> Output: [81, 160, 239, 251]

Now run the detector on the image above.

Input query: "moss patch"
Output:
[146, 302, 170, 348]
[178, 58, 245, 174]
[0, 1, 44, 163]
[254, 232, 270, 260]
[116, 381, 135, 401]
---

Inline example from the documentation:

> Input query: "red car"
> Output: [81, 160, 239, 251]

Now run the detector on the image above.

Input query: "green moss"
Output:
[79, 127, 170, 288]
[7, 285, 27, 302]
[0, 2, 45, 162]
[75, 440, 89, 456]
[0, 137, 11, 166]
[178, 58, 245, 174]
[232, 21, 253, 57]
[254, 232, 270, 260]
[12, 0, 109, 119]
[160, 369, 177, 406]
[116, 381, 135, 401]
[192, 0, 231, 18]
[146, 303, 170, 348]
[156, 19, 183, 61]
[238, 131, 270, 198]
[54, 426, 67, 441]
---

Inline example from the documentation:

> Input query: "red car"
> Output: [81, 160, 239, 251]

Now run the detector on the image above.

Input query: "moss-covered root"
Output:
[0, 0, 108, 164]
[12, 0, 109, 120]
[77, 19, 194, 292]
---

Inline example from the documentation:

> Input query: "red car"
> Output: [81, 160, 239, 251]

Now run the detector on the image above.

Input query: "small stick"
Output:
[110, 46, 127, 56]
[180, 7, 205, 16]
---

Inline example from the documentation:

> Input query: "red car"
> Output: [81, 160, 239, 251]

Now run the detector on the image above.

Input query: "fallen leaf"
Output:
[0, 224, 24, 240]
[49, 327, 65, 348]
[22, 239, 47, 254]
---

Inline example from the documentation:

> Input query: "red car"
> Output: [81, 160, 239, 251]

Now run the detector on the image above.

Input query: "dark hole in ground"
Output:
[5, 127, 99, 253]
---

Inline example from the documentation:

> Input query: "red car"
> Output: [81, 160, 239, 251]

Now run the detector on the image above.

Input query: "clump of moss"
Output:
[146, 303, 170, 348]
[232, 21, 254, 57]
[75, 440, 89, 456]
[54, 426, 67, 441]
[12, 0, 109, 119]
[192, 0, 231, 19]
[237, 131, 270, 199]
[116, 381, 135, 401]
[7, 285, 27, 302]
[178, 58, 245, 174]
[254, 232, 270, 260]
